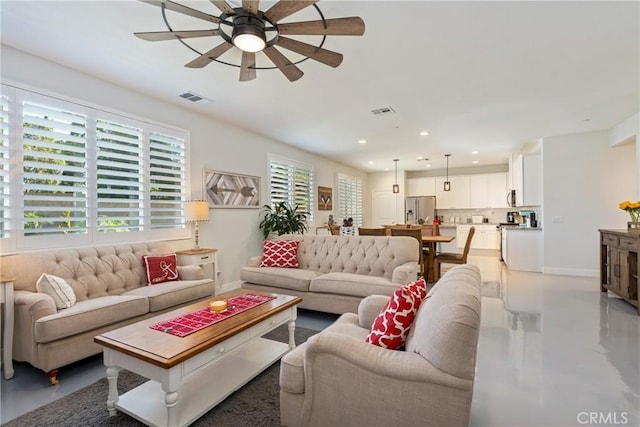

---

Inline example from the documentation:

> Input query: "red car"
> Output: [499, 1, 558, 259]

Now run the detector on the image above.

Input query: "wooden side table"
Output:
[176, 248, 218, 293]
[1, 276, 15, 379]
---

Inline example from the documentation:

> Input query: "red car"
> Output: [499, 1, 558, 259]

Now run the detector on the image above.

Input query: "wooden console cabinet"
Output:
[599, 229, 639, 314]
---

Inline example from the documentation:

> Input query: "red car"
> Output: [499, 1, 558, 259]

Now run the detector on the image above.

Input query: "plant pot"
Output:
[627, 222, 640, 232]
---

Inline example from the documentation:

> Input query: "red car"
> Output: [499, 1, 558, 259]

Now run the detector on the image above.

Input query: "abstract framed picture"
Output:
[318, 186, 333, 210]
[203, 169, 260, 209]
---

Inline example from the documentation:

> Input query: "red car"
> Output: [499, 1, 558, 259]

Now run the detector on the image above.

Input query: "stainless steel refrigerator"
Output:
[405, 196, 436, 224]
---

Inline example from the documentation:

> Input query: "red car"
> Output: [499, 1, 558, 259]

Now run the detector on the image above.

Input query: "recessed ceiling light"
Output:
[472, 151, 479, 155]
[425, 164, 432, 168]
[384, 168, 390, 171]
[368, 161, 374, 164]
[419, 131, 430, 136]
[358, 139, 367, 144]
[416, 156, 424, 160]
[473, 160, 479, 164]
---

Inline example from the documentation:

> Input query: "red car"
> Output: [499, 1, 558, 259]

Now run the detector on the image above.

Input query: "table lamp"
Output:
[185, 200, 209, 250]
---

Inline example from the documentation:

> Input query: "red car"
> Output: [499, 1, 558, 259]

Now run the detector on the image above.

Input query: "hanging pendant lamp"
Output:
[444, 154, 451, 191]
[393, 159, 400, 193]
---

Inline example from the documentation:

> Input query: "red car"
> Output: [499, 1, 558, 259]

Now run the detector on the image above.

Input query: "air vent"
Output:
[179, 91, 213, 104]
[371, 106, 395, 116]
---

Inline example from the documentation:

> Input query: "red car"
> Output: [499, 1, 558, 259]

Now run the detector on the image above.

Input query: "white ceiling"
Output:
[1, 1, 638, 172]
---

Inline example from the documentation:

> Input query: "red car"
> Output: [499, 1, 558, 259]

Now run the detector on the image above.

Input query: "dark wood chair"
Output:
[390, 227, 424, 277]
[434, 226, 475, 280]
[329, 225, 341, 235]
[358, 227, 387, 236]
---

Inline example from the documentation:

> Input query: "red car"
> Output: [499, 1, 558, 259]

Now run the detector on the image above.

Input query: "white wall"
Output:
[365, 170, 406, 226]
[609, 112, 639, 196]
[1, 45, 366, 284]
[542, 130, 636, 276]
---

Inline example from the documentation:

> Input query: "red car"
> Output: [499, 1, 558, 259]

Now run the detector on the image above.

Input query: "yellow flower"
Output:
[620, 200, 640, 223]
[631, 202, 640, 210]
[620, 201, 630, 210]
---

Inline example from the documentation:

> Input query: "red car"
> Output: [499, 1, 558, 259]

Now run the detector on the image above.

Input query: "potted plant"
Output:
[259, 201, 308, 239]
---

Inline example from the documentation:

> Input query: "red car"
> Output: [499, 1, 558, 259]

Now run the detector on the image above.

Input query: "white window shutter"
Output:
[149, 131, 186, 230]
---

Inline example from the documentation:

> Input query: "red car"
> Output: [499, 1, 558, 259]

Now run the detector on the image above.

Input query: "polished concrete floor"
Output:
[1, 255, 639, 426]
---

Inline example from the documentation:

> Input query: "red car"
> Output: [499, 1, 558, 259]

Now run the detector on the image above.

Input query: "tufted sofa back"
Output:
[2, 242, 173, 302]
[278, 235, 418, 280]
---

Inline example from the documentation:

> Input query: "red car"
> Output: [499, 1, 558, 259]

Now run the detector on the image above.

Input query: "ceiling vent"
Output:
[371, 106, 395, 116]
[179, 91, 213, 104]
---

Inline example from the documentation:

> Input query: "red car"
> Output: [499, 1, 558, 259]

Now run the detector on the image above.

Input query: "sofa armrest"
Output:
[300, 331, 473, 426]
[357, 295, 390, 329]
[247, 255, 262, 267]
[391, 261, 418, 284]
[15, 290, 57, 321]
[177, 265, 205, 281]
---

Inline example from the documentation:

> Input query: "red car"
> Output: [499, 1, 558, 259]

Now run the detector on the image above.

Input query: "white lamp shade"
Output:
[185, 200, 209, 222]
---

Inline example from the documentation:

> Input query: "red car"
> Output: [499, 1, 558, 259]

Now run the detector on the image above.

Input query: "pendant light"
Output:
[444, 154, 451, 191]
[393, 159, 400, 193]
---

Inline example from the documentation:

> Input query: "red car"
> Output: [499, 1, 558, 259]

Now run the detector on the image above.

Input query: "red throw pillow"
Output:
[365, 277, 427, 349]
[260, 240, 300, 268]
[143, 254, 179, 285]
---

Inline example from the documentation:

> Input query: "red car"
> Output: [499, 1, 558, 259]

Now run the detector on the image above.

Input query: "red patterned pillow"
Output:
[143, 254, 179, 285]
[365, 277, 427, 349]
[260, 240, 300, 268]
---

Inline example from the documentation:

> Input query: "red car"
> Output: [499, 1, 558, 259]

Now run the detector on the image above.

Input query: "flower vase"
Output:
[627, 222, 640, 233]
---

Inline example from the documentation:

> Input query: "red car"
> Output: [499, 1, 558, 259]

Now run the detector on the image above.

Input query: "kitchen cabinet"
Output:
[438, 226, 460, 254]
[502, 229, 542, 272]
[406, 177, 436, 197]
[470, 173, 508, 209]
[512, 154, 541, 207]
[436, 175, 470, 209]
[457, 224, 499, 250]
[599, 229, 639, 314]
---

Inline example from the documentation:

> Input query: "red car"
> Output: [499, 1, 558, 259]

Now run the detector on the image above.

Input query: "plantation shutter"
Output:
[96, 119, 144, 232]
[269, 158, 314, 220]
[149, 131, 186, 229]
[338, 175, 362, 227]
[22, 100, 88, 236]
[0, 94, 9, 239]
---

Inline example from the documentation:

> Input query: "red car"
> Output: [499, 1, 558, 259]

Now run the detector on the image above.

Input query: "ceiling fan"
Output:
[134, 0, 365, 82]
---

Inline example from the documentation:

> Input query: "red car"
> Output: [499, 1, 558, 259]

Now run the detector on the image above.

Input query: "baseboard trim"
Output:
[542, 267, 599, 277]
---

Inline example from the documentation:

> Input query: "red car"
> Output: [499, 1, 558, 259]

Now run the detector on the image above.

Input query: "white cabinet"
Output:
[457, 224, 499, 250]
[437, 176, 470, 209]
[512, 154, 541, 207]
[406, 177, 436, 196]
[503, 229, 542, 272]
[469, 173, 508, 209]
[439, 226, 460, 254]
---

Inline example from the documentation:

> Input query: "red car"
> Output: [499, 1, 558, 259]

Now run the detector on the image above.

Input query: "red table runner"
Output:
[150, 293, 276, 337]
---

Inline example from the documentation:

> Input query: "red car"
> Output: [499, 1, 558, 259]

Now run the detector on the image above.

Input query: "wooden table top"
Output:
[422, 235, 455, 243]
[94, 289, 302, 369]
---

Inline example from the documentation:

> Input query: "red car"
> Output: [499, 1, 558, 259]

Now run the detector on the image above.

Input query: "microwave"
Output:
[507, 189, 517, 207]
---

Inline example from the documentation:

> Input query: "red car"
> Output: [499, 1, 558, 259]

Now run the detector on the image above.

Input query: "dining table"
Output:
[422, 235, 455, 282]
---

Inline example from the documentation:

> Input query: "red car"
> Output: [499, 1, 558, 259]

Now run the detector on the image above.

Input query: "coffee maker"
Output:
[506, 211, 517, 223]
[519, 210, 537, 228]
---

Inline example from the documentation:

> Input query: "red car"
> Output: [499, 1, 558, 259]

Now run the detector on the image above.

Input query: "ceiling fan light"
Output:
[232, 17, 266, 52]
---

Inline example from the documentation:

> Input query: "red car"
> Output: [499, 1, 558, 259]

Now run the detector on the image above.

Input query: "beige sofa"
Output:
[1, 242, 214, 384]
[280, 264, 482, 427]
[240, 235, 419, 314]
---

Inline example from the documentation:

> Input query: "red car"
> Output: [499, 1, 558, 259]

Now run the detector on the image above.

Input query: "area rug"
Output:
[3, 326, 317, 427]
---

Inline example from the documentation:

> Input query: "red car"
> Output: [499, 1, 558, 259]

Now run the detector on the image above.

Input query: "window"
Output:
[0, 85, 188, 252]
[268, 156, 314, 221]
[337, 174, 363, 228]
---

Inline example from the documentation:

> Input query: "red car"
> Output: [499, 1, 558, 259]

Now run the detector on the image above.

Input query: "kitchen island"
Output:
[502, 227, 543, 272]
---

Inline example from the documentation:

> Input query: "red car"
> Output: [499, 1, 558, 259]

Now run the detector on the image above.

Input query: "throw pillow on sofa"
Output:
[143, 254, 179, 285]
[365, 277, 427, 349]
[260, 240, 300, 268]
[36, 273, 76, 309]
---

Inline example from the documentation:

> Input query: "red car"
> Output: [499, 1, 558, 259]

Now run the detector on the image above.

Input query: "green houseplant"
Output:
[259, 201, 308, 239]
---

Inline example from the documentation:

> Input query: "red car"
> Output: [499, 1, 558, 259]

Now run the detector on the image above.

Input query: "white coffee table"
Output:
[94, 290, 302, 427]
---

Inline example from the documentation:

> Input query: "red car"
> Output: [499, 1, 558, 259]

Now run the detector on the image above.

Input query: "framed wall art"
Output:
[203, 169, 260, 209]
[318, 186, 333, 210]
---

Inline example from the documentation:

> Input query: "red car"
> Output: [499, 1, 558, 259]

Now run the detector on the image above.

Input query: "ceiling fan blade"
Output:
[134, 29, 220, 41]
[139, 0, 220, 24]
[240, 51, 257, 81]
[185, 41, 234, 68]
[242, 0, 259, 15]
[262, 46, 304, 82]
[264, 0, 317, 23]
[276, 36, 343, 68]
[209, 0, 235, 15]
[278, 17, 365, 36]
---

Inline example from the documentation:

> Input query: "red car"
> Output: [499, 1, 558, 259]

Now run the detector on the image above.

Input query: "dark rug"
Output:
[4, 326, 317, 427]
